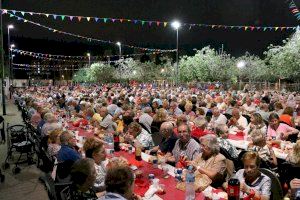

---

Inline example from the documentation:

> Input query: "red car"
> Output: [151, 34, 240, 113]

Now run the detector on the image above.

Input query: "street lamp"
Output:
[116, 42, 121, 59]
[7, 24, 14, 80]
[171, 20, 181, 85]
[87, 53, 91, 67]
[237, 60, 246, 90]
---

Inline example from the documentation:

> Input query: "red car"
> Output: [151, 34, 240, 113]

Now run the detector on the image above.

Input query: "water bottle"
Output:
[185, 166, 195, 200]
[227, 178, 240, 200]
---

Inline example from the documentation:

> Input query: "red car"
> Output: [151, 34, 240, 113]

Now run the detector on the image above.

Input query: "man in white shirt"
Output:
[228, 108, 248, 133]
[211, 107, 227, 127]
[242, 97, 256, 114]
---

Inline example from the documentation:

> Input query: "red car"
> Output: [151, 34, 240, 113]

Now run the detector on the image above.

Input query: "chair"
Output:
[260, 168, 283, 200]
[151, 132, 163, 146]
[224, 113, 232, 120]
[39, 174, 57, 200]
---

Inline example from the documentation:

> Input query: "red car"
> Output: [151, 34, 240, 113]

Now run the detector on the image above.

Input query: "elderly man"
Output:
[166, 123, 200, 163]
[57, 131, 81, 162]
[189, 134, 227, 185]
[228, 108, 248, 133]
[210, 107, 227, 127]
[99, 107, 116, 132]
[148, 121, 178, 155]
[125, 122, 154, 150]
[169, 101, 183, 116]
[41, 113, 61, 136]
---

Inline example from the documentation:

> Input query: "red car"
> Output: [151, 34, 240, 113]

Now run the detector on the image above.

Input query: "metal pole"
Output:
[88, 56, 91, 67]
[0, 0, 7, 115]
[176, 29, 179, 86]
[119, 45, 122, 60]
[7, 27, 10, 79]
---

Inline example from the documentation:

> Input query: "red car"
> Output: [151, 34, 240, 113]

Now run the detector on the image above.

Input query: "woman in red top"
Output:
[280, 106, 295, 127]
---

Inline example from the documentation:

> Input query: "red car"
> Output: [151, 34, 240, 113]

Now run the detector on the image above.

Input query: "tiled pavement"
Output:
[0, 99, 48, 200]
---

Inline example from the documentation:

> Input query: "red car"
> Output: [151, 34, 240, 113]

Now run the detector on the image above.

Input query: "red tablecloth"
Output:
[227, 133, 244, 141]
[68, 122, 94, 138]
[114, 151, 206, 200]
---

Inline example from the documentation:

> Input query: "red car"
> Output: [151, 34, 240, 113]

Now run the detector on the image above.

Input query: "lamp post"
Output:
[10, 44, 15, 79]
[237, 60, 246, 90]
[116, 42, 121, 59]
[87, 53, 91, 67]
[7, 25, 14, 80]
[0, 0, 6, 115]
[171, 21, 181, 85]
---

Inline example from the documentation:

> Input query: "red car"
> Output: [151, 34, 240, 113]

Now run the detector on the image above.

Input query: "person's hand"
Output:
[290, 178, 300, 189]
[240, 181, 251, 194]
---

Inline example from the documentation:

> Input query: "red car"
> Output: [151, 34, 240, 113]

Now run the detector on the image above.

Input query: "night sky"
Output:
[2, 0, 299, 62]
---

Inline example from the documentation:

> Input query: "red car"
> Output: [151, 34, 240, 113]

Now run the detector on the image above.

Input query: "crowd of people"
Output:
[13, 83, 300, 199]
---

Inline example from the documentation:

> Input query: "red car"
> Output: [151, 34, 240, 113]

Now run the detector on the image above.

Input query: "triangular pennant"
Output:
[256, 27, 261, 30]
[134, 20, 138, 24]
[94, 17, 99, 22]
[12, 10, 16, 14]
[127, 19, 131, 22]
[103, 18, 108, 23]
[149, 21, 152, 26]
[141, 21, 145, 25]
[69, 16, 73, 21]
[78, 16, 82, 21]
[275, 27, 279, 31]
[21, 11, 25, 16]
[87, 17, 91, 21]
[120, 19, 124, 23]
[156, 21, 160, 26]
[281, 27, 286, 31]
[112, 19, 116, 22]
[244, 26, 248, 31]
[61, 15, 65, 20]
[29, 12, 33, 15]
[212, 25, 216, 28]
[163, 22, 167, 27]
[250, 26, 255, 31]
[17, 17, 21, 21]
[230, 26, 234, 29]
[9, 14, 14, 17]
[45, 14, 49, 17]
[53, 15, 57, 19]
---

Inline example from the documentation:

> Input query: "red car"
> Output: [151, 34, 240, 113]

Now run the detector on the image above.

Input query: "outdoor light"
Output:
[133, 70, 137, 75]
[116, 42, 121, 46]
[8, 24, 14, 29]
[237, 61, 246, 68]
[171, 21, 181, 30]
[87, 53, 90, 57]
[10, 44, 15, 48]
[161, 69, 165, 73]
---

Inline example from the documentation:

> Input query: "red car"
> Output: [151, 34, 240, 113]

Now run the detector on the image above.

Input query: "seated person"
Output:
[69, 158, 97, 199]
[215, 124, 240, 159]
[248, 129, 277, 168]
[286, 140, 300, 166]
[267, 113, 299, 141]
[148, 121, 178, 155]
[166, 122, 200, 165]
[124, 122, 154, 150]
[57, 131, 81, 162]
[225, 151, 271, 200]
[83, 138, 107, 192]
[228, 108, 248, 133]
[244, 113, 267, 136]
[99, 166, 139, 200]
[188, 134, 227, 185]
[47, 129, 62, 157]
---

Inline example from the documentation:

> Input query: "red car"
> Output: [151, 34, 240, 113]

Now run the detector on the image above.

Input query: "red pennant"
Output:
[120, 19, 124, 23]
[156, 21, 160, 26]
[250, 26, 255, 31]
[78, 16, 82, 22]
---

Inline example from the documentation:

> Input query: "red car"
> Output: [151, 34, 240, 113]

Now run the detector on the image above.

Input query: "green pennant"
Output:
[61, 15, 65, 20]
[21, 12, 25, 16]
[141, 21, 145, 25]
[9, 14, 14, 17]
[103, 18, 108, 23]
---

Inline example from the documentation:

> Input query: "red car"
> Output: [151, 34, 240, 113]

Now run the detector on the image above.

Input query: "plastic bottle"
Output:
[185, 166, 195, 200]
[227, 178, 240, 200]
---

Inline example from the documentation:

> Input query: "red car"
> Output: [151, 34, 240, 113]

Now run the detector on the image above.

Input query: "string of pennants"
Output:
[12, 63, 82, 70]
[288, 0, 300, 21]
[1, 8, 298, 31]
[3, 11, 176, 53]
[11, 48, 161, 61]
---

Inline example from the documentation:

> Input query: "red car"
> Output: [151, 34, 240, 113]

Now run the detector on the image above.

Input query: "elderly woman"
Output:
[244, 113, 267, 136]
[125, 122, 154, 150]
[286, 140, 300, 166]
[41, 113, 61, 137]
[228, 151, 271, 200]
[188, 134, 227, 185]
[267, 113, 299, 141]
[280, 106, 295, 127]
[151, 108, 168, 133]
[83, 138, 107, 192]
[248, 129, 277, 167]
[184, 103, 196, 121]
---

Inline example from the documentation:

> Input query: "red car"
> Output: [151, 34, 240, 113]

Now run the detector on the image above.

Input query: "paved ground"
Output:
[0, 99, 48, 200]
